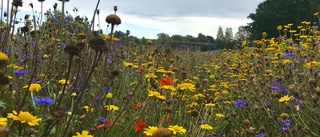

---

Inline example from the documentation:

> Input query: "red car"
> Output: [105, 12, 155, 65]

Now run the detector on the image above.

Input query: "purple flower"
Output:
[65, 16, 72, 21]
[34, 97, 53, 105]
[99, 117, 107, 122]
[282, 119, 291, 127]
[32, 41, 36, 47]
[234, 99, 246, 107]
[280, 127, 289, 134]
[255, 133, 265, 137]
[113, 40, 122, 44]
[14, 69, 27, 75]
[271, 83, 282, 90]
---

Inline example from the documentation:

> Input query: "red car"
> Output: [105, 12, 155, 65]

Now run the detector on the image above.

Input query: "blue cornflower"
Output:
[34, 97, 53, 105]
[14, 69, 27, 75]
[65, 16, 72, 21]
[282, 119, 291, 127]
[234, 99, 246, 107]
[107, 58, 112, 63]
[271, 83, 282, 90]
[99, 117, 107, 122]
[113, 40, 122, 44]
[255, 133, 265, 137]
[32, 41, 36, 47]
[280, 127, 289, 134]
[264, 101, 270, 107]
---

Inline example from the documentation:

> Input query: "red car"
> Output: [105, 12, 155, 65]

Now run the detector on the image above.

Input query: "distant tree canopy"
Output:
[247, 0, 320, 40]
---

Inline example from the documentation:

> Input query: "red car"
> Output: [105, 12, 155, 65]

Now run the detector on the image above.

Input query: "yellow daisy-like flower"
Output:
[106, 92, 113, 99]
[7, 110, 41, 126]
[205, 103, 216, 107]
[58, 79, 70, 85]
[167, 125, 186, 135]
[216, 113, 225, 118]
[0, 52, 9, 61]
[161, 85, 177, 91]
[148, 90, 161, 97]
[305, 61, 320, 68]
[283, 59, 291, 64]
[177, 82, 195, 92]
[0, 117, 7, 126]
[145, 73, 158, 79]
[72, 130, 94, 137]
[143, 126, 158, 136]
[279, 95, 291, 103]
[105, 105, 119, 111]
[23, 83, 41, 92]
[83, 106, 94, 112]
[200, 124, 213, 130]
[314, 12, 319, 16]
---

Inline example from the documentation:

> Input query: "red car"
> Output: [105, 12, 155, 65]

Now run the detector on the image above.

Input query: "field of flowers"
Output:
[1, 1, 320, 137]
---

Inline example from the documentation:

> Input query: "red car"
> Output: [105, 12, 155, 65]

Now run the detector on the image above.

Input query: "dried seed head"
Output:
[105, 14, 121, 25]
[64, 44, 80, 56]
[0, 73, 9, 85]
[242, 119, 251, 127]
[88, 37, 107, 52]
[190, 109, 199, 117]
[280, 113, 289, 120]
[152, 128, 172, 137]
[0, 126, 9, 137]
[50, 110, 66, 121]
[111, 70, 120, 77]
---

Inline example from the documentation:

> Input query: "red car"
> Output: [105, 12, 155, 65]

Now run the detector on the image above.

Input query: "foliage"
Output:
[1, 1, 320, 137]
[247, 0, 319, 40]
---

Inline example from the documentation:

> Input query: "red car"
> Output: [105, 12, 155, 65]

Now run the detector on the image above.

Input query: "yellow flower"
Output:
[147, 40, 153, 45]
[72, 130, 94, 137]
[143, 126, 158, 136]
[148, 90, 161, 97]
[306, 61, 320, 68]
[282, 59, 291, 64]
[177, 82, 195, 92]
[167, 125, 186, 135]
[276, 25, 282, 30]
[279, 95, 291, 103]
[161, 85, 177, 91]
[145, 73, 158, 79]
[106, 92, 113, 99]
[23, 83, 41, 92]
[200, 124, 213, 130]
[0, 52, 9, 61]
[0, 117, 7, 126]
[262, 32, 267, 37]
[205, 103, 216, 107]
[123, 61, 134, 67]
[7, 110, 41, 126]
[216, 113, 225, 118]
[314, 12, 319, 16]
[83, 106, 94, 112]
[105, 105, 119, 111]
[58, 79, 70, 85]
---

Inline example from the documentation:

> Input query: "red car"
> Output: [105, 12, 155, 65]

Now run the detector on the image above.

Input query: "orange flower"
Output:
[159, 116, 171, 122]
[133, 102, 143, 109]
[160, 76, 173, 86]
[96, 119, 109, 129]
[135, 118, 146, 132]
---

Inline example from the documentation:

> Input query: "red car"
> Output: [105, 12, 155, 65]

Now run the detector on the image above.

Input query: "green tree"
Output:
[247, 0, 319, 40]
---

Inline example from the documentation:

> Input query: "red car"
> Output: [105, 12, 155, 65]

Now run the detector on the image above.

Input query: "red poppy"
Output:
[160, 76, 173, 86]
[96, 119, 109, 129]
[139, 66, 145, 73]
[133, 102, 143, 109]
[134, 118, 146, 132]
[165, 115, 170, 122]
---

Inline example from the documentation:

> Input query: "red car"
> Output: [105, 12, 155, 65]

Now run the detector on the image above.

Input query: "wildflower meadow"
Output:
[0, 0, 320, 137]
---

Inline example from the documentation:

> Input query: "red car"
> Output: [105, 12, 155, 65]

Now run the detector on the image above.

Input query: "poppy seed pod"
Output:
[105, 14, 121, 25]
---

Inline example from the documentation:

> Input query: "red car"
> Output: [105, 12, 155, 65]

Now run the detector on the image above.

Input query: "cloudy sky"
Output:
[3, 0, 265, 39]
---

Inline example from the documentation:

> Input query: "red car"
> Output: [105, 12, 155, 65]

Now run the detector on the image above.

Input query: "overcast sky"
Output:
[2, 0, 265, 39]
